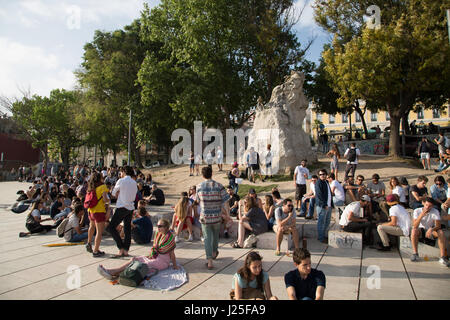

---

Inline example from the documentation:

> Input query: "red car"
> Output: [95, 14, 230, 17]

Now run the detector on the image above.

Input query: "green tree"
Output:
[314, 0, 450, 157]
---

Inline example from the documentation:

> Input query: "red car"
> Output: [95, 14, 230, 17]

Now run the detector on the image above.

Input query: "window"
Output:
[432, 108, 441, 119]
[329, 114, 335, 124]
[417, 107, 424, 119]
[385, 112, 390, 121]
[355, 112, 361, 123]
[371, 112, 377, 122]
[342, 113, 348, 123]
[316, 113, 323, 122]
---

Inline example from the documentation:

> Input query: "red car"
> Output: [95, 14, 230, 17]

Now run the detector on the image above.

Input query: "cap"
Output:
[361, 195, 371, 202]
[386, 194, 399, 204]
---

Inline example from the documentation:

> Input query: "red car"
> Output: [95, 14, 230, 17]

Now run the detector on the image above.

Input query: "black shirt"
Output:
[50, 201, 63, 219]
[284, 269, 326, 300]
[151, 188, 165, 205]
[229, 194, 240, 208]
[409, 185, 428, 207]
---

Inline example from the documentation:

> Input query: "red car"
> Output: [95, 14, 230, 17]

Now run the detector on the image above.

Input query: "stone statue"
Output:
[246, 70, 316, 174]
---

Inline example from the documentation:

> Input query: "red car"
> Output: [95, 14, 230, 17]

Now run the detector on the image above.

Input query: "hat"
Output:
[361, 195, 371, 202]
[248, 188, 256, 194]
[386, 194, 399, 205]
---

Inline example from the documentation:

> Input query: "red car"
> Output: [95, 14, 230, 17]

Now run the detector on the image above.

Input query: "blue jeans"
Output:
[316, 206, 332, 241]
[333, 198, 345, 206]
[201, 222, 221, 260]
[436, 161, 450, 172]
[69, 231, 88, 242]
[300, 198, 315, 217]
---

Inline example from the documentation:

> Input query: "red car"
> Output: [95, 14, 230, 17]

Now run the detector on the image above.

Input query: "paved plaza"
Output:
[0, 177, 449, 300]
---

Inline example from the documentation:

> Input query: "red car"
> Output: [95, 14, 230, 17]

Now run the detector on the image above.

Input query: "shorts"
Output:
[266, 162, 272, 168]
[175, 216, 194, 230]
[295, 184, 307, 201]
[190, 163, 195, 169]
[420, 152, 430, 160]
[89, 211, 107, 223]
[273, 224, 296, 234]
[419, 228, 437, 246]
[251, 164, 259, 172]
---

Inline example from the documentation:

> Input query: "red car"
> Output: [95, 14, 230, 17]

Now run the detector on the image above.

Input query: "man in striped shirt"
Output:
[195, 166, 230, 270]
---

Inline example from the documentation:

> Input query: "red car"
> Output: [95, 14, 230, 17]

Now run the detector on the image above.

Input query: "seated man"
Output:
[145, 184, 165, 206]
[328, 173, 345, 207]
[131, 206, 153, 245]
[50, 193, 70, 221]
[273, 199, 300, 256]
[298, 175, 318, 219]
[339, 195, 374, 245]
[227, 186, 240, 217]
[285, 248, 326, 300]
[409, 176, 429, 210]
[410, 197, 449, 266]
[374, 194, 412, 251]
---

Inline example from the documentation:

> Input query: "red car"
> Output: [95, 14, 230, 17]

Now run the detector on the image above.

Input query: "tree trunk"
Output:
[354, 102, 368, 139]
[348, 110, 352, 140]
[402, 112, 411, 135]
[388, 114, 402, 158]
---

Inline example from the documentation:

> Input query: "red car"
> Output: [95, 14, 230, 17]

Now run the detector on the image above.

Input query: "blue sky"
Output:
[0, 0, 329, 109]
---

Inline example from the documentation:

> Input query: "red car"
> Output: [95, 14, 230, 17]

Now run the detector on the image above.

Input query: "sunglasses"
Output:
[157, 225, 165, 228]
[319, 173, 326, 176]
[287, 204, 294, 208]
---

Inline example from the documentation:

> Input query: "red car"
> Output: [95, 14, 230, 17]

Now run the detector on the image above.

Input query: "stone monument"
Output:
[246, 70, 316, 174]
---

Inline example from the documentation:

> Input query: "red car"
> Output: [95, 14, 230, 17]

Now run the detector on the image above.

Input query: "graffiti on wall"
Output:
[336, 139, 389, 155]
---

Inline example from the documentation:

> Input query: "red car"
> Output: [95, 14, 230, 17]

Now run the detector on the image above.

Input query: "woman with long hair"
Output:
[86, 172, 110, 257]
[231, 251, 278, 300]
[327, 143, 341, 181]
[97, 219, 178, 282]
[263, 195, 275, 231]
[19, 200, 56, 237]
[171, 193, 194, 243]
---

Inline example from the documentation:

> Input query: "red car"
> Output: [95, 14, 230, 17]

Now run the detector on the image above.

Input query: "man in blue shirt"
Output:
[285, 248, 326, 300]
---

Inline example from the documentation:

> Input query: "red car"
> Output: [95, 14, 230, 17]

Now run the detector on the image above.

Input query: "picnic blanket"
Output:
[142, 264, 188, 292]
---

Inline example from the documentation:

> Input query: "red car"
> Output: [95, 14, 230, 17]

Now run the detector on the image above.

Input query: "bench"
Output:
[328, 230, 363, 250]
[256, 224, 302, 251]
[399, 229, 450, 259]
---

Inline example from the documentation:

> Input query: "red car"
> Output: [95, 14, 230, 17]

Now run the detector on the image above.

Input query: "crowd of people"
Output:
[13, 142, 450, 299]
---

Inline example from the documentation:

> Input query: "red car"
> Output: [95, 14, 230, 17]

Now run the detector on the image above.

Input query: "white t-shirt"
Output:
[339, 201, 362, 227]
[412, 207, 440, 230]
[64, 213, 80, 241]
[392, 186, 406, 203]
[389, 204, 412, 237]
[330, 180, 345, 202]
[344, 147, 361, 164]
[309, 182, 316, 196]
[112, 175, 138, 210]
[216, 150, 223, 160]
[294, 165, 310, 185]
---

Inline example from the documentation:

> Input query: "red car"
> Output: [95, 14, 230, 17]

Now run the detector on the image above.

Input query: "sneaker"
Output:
[97, 265, 113, 280]
[86, 243, 93, 253]
[175, 236, 180, 243]
[438, 257, 450, 267]
[19, 232, 29, 238]
[410, 253, 419, 262]
[187, 234, 194, 242]
[92, 251, 105, 258]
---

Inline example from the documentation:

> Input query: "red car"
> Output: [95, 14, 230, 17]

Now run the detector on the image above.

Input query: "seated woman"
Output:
[231, 251, 278, 300]
[63, 204, 89, 242]
[171, 193, 194, 243]
[97, 219, 178, 280]
[263, 195, 275, 231]
[232, 196, 268, 248]
[19, 201, 57, 237]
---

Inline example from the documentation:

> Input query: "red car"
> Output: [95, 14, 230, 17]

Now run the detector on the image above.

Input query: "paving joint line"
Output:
[397, 248, 418, 300]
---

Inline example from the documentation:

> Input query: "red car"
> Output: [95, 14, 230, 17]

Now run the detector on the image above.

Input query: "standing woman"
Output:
[327, 143, 341, 181]
[231, 251, 278, 300]
[86, 172, 110, 257]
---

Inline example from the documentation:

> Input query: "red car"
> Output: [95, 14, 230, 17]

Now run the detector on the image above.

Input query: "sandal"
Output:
[213, 250, 219, 260]
[231, 242, 242, 248]
[275, 250, 281, 256]
[205, 263, 214, 270]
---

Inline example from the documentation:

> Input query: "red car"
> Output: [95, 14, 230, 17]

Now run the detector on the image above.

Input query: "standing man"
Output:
[195, 166, 230, 270]
[294, 159, 310, 215]
[285, 248, 326, 300]
[434, 132, 446, 165]
[264, 144, 273, 180]
[315, 169, 333, 243]
[107, 166, 138, 258]
[418, 137, 431, 170]
[343, 143, 361, 180]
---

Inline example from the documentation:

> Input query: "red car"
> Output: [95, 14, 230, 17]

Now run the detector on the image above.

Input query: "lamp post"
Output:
[128, 108, 132, 166]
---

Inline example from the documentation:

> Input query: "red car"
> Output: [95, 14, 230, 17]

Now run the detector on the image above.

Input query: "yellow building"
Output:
[310, 103, 450, 141]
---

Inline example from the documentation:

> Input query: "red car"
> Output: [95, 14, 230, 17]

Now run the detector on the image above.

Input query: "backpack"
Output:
[84, 190, 99, 209]
[243, 234, 258, 248]
[56, 217, 72, 238]
[227, 170, 234, 180]
[118, 260, 149, 287]
[346, 148, 357, 162]
[445, 136, 450, 149]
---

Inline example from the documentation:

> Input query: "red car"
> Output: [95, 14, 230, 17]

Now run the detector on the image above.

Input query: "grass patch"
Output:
[238, 184, 278, 198]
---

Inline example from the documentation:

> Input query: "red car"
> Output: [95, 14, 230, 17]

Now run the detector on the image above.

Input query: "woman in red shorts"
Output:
[86, 172, 110, 257]
[170, 193, 194, 243]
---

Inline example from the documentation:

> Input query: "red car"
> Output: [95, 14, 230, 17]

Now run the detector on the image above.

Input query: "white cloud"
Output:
[0, 37, 76, 99]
